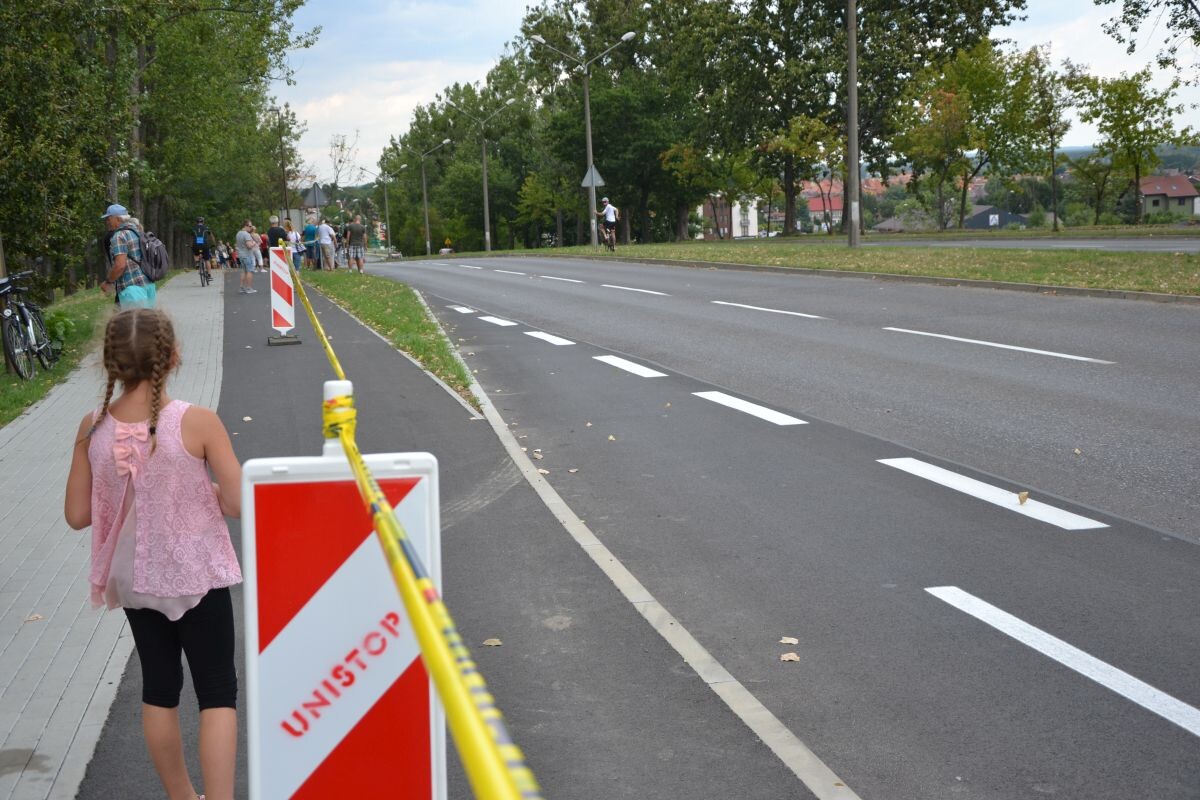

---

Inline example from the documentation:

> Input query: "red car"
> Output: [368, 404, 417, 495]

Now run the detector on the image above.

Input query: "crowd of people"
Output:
[191, 213, 371, 284]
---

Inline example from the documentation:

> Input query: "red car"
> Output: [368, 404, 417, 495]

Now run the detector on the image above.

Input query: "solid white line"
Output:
[494, 269, 526, 275]
[540, 275, 584, 283]
[524, 331, 575, 346]
[456, 264, 483, 270]
[927, 586, 1200, 739]
[883, 327, 1114, 364]
[478, 316, 518, 327]
[693, 391, 808, 426]
[449, 306, 475, 314]
[712, 300, 825, 319]
[601, 283, 669, 296]
[593, 355, 667, 377]
[878, 457, 1108, 530]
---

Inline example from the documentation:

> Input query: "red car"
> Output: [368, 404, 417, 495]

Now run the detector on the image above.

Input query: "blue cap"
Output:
[100, 203, 128, 219]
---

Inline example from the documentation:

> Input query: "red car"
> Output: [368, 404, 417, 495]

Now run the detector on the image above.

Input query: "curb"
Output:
[498, 253, 1200, 305]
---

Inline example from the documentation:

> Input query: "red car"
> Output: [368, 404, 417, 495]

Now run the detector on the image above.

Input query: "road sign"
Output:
[268, 247, 297, 340]
[580, 164, 606, 188]
[242, 452, 446, 800]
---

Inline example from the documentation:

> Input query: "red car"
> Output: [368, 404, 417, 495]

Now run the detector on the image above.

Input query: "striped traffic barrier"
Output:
[268, 244, 300, 346]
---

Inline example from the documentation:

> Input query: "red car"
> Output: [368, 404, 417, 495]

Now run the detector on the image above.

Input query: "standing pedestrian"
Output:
[316, 218, 336, 272]
[257, 229, 268, 272]
[345, 214, 367, 274]
[266, 215, 287, 254]
[302, 215, 317, 269]
[284, 219, 303, 271]
[100, 204, 156, 308]
[235, 220, 259, 294]
[64, 308, 242, 800]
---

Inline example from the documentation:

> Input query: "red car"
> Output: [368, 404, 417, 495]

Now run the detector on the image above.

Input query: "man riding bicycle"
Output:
[596, 197, 619, 250]
[192, 216, 214, 276]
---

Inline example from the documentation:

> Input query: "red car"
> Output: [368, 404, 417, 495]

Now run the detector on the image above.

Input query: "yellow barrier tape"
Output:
[293, 267, 542, 800]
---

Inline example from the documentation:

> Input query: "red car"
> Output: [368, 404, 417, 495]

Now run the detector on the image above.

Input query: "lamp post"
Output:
[445, 97, 517, 252]
[529, 30, 636, 247]
[846, 0, 861, 248]
[358, 163, 408, 260]
[419, 138, 452, 256]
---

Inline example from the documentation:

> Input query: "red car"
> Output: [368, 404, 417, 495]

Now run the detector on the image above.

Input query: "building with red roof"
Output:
[1140, 175, 1199, 217]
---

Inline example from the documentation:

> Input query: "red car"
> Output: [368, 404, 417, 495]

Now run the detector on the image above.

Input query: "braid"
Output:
[147, 314, 170, 454]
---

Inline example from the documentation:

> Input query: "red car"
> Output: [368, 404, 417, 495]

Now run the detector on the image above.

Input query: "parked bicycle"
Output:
[0, 270, 59, 380]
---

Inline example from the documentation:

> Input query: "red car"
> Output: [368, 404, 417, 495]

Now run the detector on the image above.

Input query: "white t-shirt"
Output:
[601, 204, 618, 223]
[317, 224, 335, 244]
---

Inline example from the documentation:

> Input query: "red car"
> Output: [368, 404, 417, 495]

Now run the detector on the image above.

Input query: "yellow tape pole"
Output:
[295, 266, 542, 799]
[289, 267, 346, 381]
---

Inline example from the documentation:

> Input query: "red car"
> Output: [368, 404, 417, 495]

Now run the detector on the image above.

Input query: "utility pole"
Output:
[846, 0, 861, 248]
[582, 68, 598, 247]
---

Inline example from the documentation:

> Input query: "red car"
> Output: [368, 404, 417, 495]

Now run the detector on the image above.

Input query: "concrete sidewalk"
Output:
[0, 271, 225, 800]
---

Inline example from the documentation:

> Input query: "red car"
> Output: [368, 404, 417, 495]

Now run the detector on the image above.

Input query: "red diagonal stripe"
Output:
[292, 659, 431, 799]
[272, 309, 291, 329]
[271, 271, 293, 306]
[254, 477, 420, 652]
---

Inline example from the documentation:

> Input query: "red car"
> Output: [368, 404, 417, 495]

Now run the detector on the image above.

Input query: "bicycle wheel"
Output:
[3, 314, 35, 380]
[200, 263, 210, 286]
[30, 308, 56, 369]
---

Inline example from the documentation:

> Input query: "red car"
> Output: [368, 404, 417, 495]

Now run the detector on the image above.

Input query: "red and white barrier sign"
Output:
[269, 246, 295, 335]
[242, 452, 446, 800]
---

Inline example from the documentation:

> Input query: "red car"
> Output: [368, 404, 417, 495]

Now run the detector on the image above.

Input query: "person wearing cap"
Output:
[595, 196, 620, 249]
[192, 216, 213, 275]
[100, 204, 156, 308]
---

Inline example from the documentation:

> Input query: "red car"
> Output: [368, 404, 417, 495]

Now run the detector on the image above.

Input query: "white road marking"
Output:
[449, 306, 476, 314]
[524, 331, 575, 346]
[878, 457, 1108, 530]
[883, 327, 1114, 364]
[593, 355, 667, 377]
[601, 284, 669, 296]
[494, 269, 527, 275]
[712, 300, 825, 319]
[478, 316, 518, 327]
[540, 275, 584, 283]
[927, 586, 1200, 739]
[457, 264, 483, 270]
[693, 391, 808, 426]
[1049, 244, 1104, 249]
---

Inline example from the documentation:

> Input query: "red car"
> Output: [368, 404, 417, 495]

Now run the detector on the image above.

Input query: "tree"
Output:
[1018, 47, 1073, 231]
[893, 88, 970, 230]
[1095, 0, 1200, 70]
[1066, 152, 1122, 224]
[1070, 68, 1196, 224]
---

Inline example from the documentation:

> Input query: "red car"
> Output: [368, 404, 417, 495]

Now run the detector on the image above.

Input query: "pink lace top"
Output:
[87, 399, 241, 609]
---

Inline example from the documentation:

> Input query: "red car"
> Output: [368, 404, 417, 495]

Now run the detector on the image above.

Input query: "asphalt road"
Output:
[370, 254, 1200, 798]
[860, 235, 1200, 252]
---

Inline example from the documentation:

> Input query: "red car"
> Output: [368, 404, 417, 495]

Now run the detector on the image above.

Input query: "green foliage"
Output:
[42, 309, 77, 345]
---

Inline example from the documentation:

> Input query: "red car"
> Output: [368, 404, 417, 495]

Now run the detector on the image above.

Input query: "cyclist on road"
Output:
[192, 217, 213, 276]
[596, 197, 619, 250]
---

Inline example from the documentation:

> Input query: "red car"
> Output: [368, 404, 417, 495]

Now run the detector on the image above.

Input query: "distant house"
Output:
[696, 196, 759, 239]
[807, 194, 843, 228]
[1140, 175, 1200, 217]
[962, 204, 1028, 230]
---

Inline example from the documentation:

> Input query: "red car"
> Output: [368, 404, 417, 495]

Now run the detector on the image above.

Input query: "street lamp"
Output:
[445, 97, 517, 252]
[419, 138, 452, 256]
[530, 30, 636, 246]
[358, 163, 409, 260]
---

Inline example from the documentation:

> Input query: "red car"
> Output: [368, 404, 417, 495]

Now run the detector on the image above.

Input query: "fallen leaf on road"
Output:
[1017, 491, 1030, 505]
[242, 416, 252, 422]
[24, 614, 43, 623]
[483, 638, 502, 646]
[532, 452, 544, 460]
[585, 422, 593, 427]
[568, 468, 579, 474]
[244, 345, 252, 349]
[538, 468, 550, 475]
[232, 432, 239, 436]
[1073, 448, 1082, 455]
[664, 402, 671, 408]
[779, 636, 799, 645]
[607, 435, 616, 441]
[780, 652, 800, 662]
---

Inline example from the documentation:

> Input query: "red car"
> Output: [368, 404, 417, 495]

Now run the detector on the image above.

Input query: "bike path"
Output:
[77, 270, 806, 798]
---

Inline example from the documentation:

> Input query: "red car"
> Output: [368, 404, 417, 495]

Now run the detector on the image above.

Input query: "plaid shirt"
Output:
[109, 227, 150, 292]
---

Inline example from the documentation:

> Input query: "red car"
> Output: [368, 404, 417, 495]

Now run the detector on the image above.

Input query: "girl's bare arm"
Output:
[64, 414, 94, 530]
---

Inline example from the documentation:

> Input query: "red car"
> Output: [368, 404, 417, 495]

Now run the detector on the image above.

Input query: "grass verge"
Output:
[300, 270, 474, 403]
[516, 241, 1200, 296]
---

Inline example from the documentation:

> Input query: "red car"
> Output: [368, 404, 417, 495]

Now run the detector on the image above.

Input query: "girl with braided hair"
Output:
[65, 308, 241, 800]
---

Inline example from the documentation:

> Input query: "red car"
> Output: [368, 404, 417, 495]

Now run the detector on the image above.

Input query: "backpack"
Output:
[194, 224, 207, 246]
[120, 224, 170, 282]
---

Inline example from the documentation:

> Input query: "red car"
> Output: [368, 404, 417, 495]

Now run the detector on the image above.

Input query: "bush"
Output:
[42, 309, 77, 346]
[1144, 211, 1189, 225]
[1064, 202, 1094, 228]
[1027, 204, 1047, 228]
[1098, 212, 1123, 226]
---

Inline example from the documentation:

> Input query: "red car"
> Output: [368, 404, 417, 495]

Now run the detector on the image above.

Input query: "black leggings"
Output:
[124, 587, 238, 710]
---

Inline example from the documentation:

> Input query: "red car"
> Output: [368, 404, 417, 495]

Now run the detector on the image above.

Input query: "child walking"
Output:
[65, 308, 242, 800]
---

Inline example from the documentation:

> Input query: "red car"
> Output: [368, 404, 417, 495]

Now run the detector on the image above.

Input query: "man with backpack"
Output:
[192, 216, 213, 276]
[100, 204, 158, 308]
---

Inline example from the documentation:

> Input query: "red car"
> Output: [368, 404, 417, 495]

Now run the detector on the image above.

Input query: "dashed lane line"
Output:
[540, 275, 584, 283]
[692, 391, 808, 426]
[524, 331, 575, 346]
[928, 586, 1200, 739]
[457, 264, 483, 270]
[712, 300, 826, 320]
[449, 306, 476, 314]
[601, 284, 669, 296]
[883, 327, 1114, 364]
[494, 269, 527, 275]
[478, 316, 519, 327]
[878, 457, 1108, 530]
[593, 355, 668, 378]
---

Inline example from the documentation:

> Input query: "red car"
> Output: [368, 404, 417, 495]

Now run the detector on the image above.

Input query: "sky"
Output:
[273, 0, 1200, 183]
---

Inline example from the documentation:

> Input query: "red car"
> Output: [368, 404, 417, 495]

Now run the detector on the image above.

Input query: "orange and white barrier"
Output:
[269, 246, 295, 336]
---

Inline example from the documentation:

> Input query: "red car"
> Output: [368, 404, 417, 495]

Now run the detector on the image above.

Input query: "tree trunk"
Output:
[621, 214, 631, 245]
[1049, 138, 1059, 232]
[1133, 163, 1142, 225]
[555, 208, 563, 247]
[129, 40, 147, 220]
[576, 213, 584, 245]
[676, 203, 690, 241]
[638, 183, 652, 244]
[105, 21, 120, 203]
[783, 156, 796, 235]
